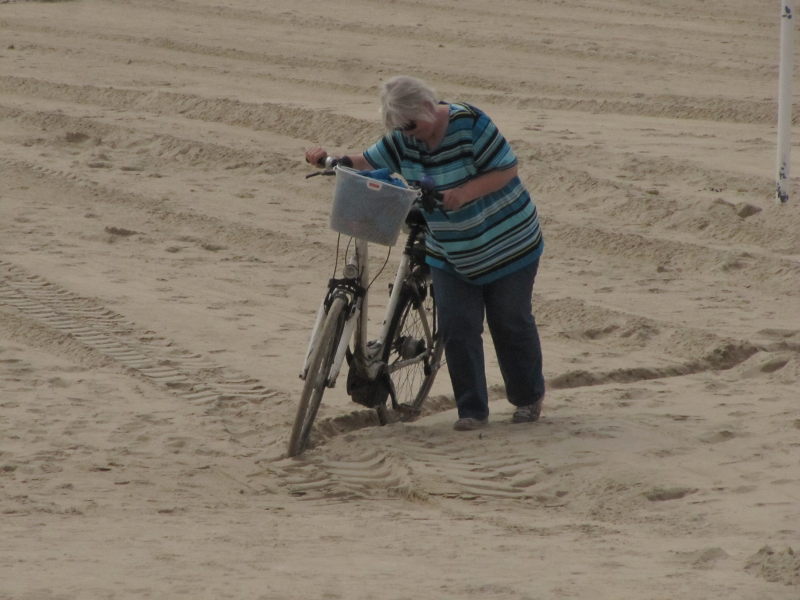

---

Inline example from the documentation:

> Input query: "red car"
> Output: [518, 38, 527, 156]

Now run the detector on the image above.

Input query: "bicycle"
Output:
[287, 157, 445, 457]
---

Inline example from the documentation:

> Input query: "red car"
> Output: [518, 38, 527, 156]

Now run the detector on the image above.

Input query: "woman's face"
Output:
[398, 106, 436, 140]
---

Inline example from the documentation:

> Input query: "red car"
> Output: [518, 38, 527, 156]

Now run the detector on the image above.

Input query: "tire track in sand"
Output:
[276, 438, 549, 502]
[0, 260, 282, 408]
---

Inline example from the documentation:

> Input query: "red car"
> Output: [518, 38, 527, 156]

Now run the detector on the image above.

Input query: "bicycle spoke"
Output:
[381, 273, 443, 413]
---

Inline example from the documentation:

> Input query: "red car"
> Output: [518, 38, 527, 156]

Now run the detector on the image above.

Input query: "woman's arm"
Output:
[441, 164, 518, 211]
[343, 154, 371, 170]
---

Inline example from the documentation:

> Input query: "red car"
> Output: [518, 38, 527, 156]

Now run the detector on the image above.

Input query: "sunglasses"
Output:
[396, 120, 417, 132]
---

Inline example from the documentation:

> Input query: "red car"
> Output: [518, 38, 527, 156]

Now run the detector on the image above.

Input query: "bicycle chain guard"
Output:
[345, 350, 399, 410]
[346, 368, 392, 409]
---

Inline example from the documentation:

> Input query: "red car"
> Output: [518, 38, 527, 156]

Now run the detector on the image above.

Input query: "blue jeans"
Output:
[431, 260, 544, 420]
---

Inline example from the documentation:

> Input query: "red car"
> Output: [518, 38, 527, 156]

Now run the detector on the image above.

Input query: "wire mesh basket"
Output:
[329, 167, 417, 245]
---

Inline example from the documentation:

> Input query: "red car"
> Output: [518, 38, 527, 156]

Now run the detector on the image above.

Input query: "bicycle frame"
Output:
[300, 235, 414, 389]
[288, 164, 446, 455]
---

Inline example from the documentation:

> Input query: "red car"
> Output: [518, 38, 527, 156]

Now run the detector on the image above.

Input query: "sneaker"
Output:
[453, 417, 488, 431]
[511, 398, 543, 423]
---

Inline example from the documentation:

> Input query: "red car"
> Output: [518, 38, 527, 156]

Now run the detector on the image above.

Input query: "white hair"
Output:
[379, 75, 439, 131]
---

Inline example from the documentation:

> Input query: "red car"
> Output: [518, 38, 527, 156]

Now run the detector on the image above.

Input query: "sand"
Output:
[1, 0, 799, 598]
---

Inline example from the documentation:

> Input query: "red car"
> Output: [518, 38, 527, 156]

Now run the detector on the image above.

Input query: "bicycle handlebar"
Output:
[305, 155, 445, 216]
[318, 155, 354, 170]
[305, 155, 353, 179]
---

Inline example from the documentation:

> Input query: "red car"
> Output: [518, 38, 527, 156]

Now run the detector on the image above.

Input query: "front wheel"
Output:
[379, 269, 443, 421]
[288, 295, 348, 456]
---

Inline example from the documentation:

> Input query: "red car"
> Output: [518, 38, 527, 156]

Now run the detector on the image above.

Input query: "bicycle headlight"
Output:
[343, 263, 359, 279]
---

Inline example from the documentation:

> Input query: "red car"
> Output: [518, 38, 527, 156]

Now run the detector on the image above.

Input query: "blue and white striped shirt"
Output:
[363, 103, 543, 284]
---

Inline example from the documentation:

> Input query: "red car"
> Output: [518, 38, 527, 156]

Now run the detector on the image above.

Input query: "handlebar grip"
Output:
[318, 155, 354, 169]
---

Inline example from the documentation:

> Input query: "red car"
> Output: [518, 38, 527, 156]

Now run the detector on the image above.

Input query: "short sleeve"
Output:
[363, 132, 403, 173]
[472, 113, 517, 174]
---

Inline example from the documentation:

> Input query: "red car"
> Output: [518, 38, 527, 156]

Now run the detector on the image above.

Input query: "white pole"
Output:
[777, 0, 795, 203]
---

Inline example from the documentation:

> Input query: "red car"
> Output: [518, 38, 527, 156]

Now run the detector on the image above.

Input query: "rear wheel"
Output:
[378, 270, 443, 421]
[288, 295, 348, 456]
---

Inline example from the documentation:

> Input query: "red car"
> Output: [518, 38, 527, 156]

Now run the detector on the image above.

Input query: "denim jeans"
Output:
[431, 259, 544, 420]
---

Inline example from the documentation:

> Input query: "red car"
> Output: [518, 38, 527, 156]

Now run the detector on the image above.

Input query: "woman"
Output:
[305, 75, 545, 431]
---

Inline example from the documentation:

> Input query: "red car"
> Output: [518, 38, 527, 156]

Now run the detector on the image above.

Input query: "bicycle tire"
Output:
[288, 295, 348, 456]
[380, 268, 443, 417]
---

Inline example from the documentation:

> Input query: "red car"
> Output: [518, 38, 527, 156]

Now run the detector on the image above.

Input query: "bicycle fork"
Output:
[299, 291, 361, 387]
[299, 241, 371, 387]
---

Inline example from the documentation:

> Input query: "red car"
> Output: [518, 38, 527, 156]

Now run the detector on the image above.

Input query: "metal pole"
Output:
[777, 0, 795, 203]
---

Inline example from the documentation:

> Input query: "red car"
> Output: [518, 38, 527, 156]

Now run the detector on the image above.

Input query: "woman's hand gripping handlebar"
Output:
[305, 154, 354, 178]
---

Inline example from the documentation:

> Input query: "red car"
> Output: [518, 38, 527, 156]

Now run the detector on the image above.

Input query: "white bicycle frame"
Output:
[300, 236, 414, 387]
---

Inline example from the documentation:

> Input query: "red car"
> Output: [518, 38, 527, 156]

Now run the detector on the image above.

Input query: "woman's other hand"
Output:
[440, 166, 518, 211]
[441, 187, 470, 211]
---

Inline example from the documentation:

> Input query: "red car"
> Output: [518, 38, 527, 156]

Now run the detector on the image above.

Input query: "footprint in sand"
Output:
[700, 430, 738, 444]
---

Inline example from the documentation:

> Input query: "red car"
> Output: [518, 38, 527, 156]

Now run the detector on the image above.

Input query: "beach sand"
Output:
[1, 0, 799, 598]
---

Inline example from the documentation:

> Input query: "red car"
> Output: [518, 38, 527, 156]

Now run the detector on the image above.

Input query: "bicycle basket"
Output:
[330, 166, 418, 246]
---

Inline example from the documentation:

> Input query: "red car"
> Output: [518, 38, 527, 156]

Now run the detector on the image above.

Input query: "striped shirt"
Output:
[363, 103, 543, 284]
